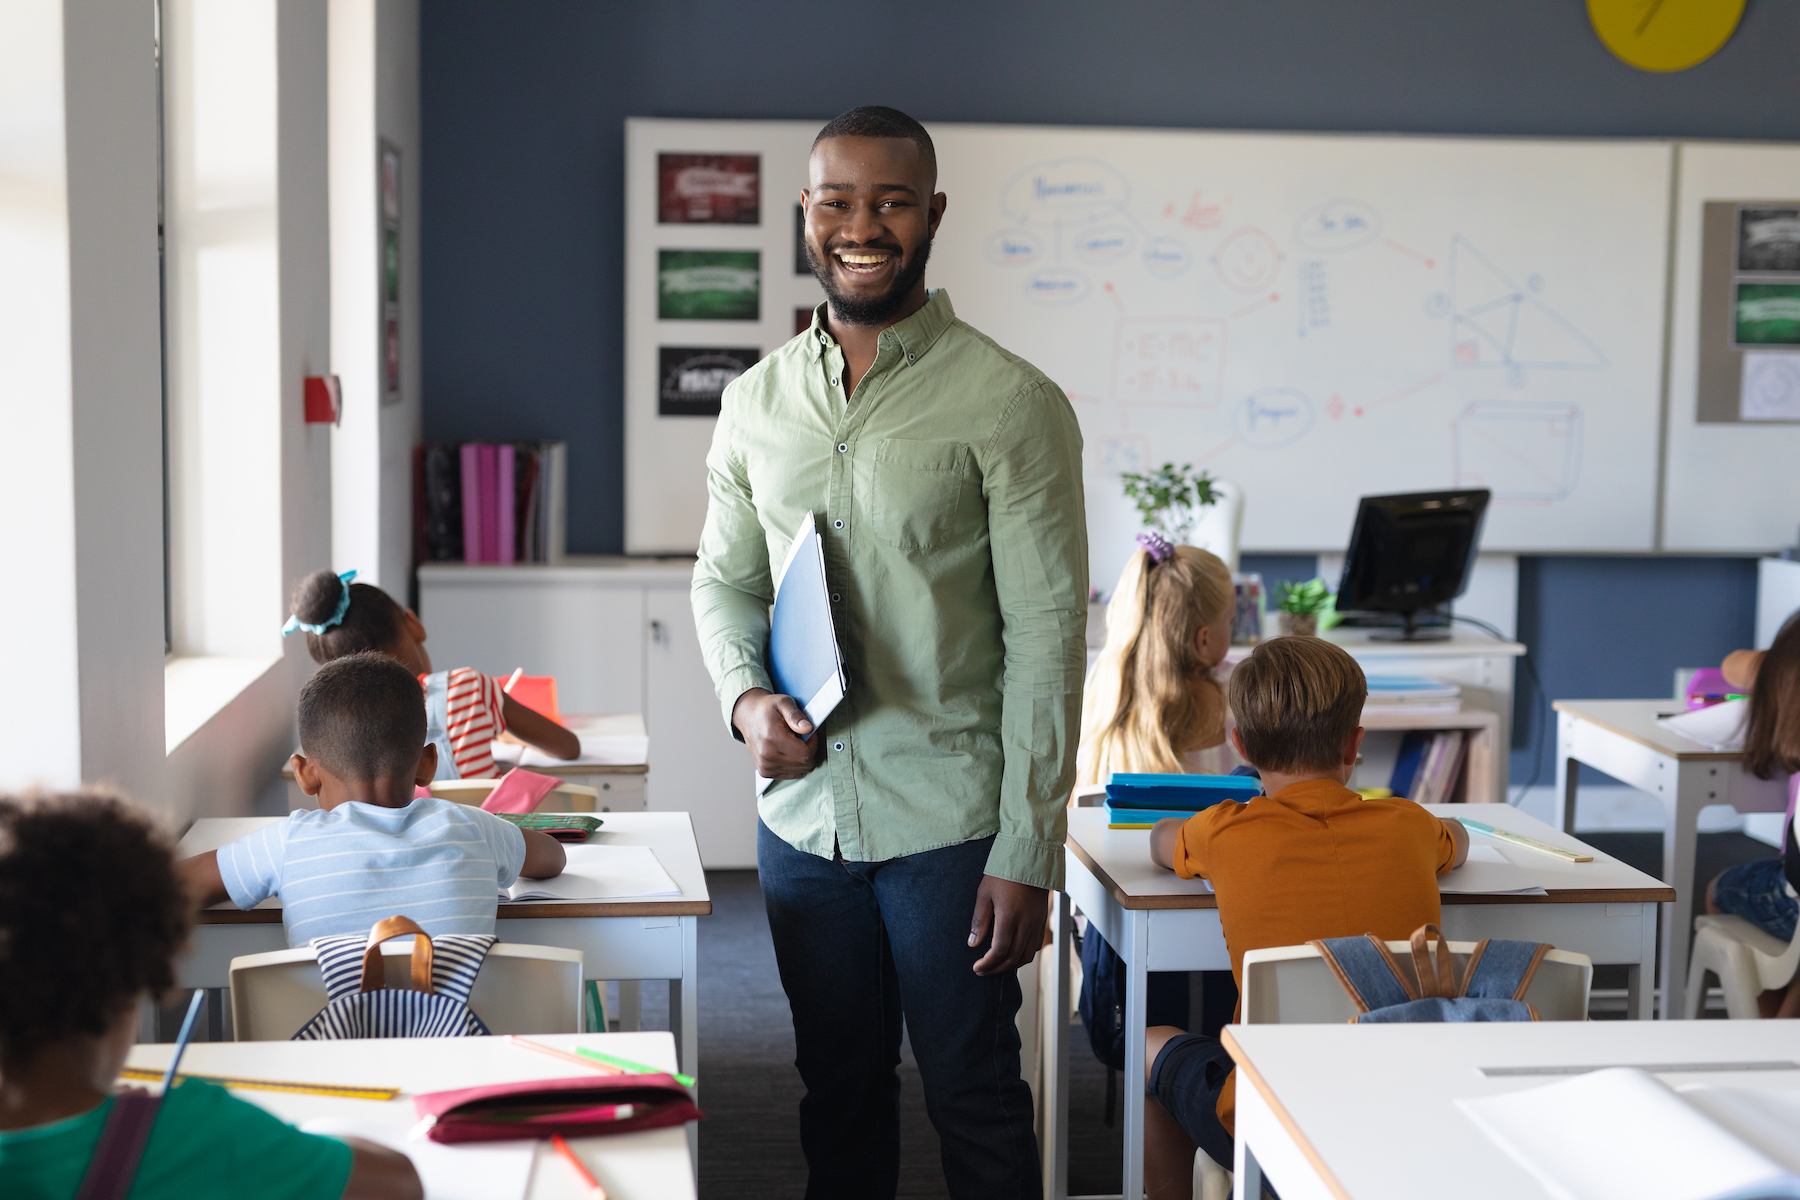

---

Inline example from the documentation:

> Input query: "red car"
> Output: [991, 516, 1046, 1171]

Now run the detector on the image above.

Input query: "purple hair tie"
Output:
[1135, 531, 1173, 564]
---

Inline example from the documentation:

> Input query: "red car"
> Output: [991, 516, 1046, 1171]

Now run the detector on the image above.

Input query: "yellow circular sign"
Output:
[1588, 0, 1745, 72]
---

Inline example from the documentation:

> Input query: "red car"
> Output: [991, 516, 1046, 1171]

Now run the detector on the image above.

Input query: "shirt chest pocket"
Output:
[869, 439, 977, 552]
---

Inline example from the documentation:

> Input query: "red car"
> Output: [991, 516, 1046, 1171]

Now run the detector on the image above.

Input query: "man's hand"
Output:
[732, 688, 821, 780]
[968, 875, 1049, 976]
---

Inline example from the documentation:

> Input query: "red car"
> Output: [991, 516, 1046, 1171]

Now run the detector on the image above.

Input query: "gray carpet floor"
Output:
[679, 827, 1784, 1197]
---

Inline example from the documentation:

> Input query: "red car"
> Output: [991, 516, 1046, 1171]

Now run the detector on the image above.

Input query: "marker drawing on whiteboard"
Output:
[1451, 400, 1583, 503]
[1234, 389, 1315, 449]
[1111, 317, 1226, 408]
[1293, 199, 1382, 253]
[1447, 236, 1605, 377]
[1232, 292, 1280, 321]
[1383, 238, 1435, 268]
[1212, 227, 1282, 293]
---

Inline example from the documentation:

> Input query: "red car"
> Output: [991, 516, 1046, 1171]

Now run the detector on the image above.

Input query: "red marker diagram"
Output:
[1212, 227, 1282, 293]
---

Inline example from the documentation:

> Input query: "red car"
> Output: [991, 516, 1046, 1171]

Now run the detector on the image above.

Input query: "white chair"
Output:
[1684, 914, 1800, 1019]
[1188, 479, 1244, 572]
[229, 939, 584, 1040]
[1186, 939, 1592, 1199]
[429, 776, 600, 813]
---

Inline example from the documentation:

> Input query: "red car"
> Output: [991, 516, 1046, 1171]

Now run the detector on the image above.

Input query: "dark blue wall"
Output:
[420, 0, 1785, 777]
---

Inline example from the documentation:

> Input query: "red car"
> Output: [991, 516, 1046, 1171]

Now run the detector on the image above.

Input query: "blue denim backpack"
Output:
[1308, 923, 1551, 1022]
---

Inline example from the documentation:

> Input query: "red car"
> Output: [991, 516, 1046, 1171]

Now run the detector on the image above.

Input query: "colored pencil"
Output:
[552, 1133, 607, 1199]
[160, 989, 207, 1093]
[575, 1047, 696, 1088]
[505, 1034, 624, 1075]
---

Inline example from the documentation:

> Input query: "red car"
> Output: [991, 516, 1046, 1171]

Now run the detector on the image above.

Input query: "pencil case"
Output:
[495, 813, 604, 842]
[412, 1073, 702, 1143]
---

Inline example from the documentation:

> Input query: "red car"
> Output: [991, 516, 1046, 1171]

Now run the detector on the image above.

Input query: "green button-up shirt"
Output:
[691, 290, 1088, 889]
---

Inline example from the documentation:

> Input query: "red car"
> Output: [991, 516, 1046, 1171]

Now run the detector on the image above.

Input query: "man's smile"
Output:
[833, 247, 899, 279]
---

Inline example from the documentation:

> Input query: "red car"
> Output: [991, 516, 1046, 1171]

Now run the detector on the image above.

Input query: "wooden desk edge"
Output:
[1221, 1027, 1355, 1200]
[1551, 700, 1742, 761]
[196, 900, 713, 923]
[1066, 835, 1674, 910]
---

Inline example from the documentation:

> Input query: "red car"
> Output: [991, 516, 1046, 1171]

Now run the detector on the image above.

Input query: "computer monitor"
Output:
[1334, 490, 1490, 641]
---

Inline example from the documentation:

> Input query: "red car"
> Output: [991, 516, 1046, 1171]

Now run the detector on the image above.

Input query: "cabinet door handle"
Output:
[650, 619, 665, 645]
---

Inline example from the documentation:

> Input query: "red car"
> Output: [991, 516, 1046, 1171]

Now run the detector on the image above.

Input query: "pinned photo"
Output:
[1738, 206, 1800, 274]
[659, 346, 759, 416]
[659, 250, 760, 321]
[659, 153, 760, 224]
[1734, 282, 1800, 347]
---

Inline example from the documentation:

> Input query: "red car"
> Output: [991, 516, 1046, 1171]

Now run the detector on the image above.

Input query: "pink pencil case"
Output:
[412, 1073, 701, 1144]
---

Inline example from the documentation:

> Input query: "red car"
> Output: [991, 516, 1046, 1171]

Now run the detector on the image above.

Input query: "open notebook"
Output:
[1437, 843, 1549, 896]
[1458, 1067, 1800, 1200]
[500, 844, 680, 902]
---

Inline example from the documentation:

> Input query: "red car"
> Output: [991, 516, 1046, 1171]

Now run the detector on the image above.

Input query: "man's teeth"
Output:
[837, 253, 892, 272]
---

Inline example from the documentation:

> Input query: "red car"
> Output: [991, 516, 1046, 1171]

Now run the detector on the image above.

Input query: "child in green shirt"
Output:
[0, 792, 420, 1200]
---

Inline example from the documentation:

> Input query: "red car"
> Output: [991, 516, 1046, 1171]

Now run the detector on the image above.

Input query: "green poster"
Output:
[1734, 282, 1800, 346]
[659, 250, 760, 321]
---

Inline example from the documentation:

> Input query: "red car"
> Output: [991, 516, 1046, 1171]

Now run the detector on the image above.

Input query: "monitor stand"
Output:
[1367, 610, 1453, 642]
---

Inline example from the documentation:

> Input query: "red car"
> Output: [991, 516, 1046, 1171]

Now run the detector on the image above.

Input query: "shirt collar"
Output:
[804, 289, 957, 366]
[1264, 777, 1363, 812]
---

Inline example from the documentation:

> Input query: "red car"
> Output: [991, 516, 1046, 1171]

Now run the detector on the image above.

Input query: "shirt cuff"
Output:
[716, 664, 774, 735]
[215, 846, 262, 911]
[1172, 819, 1204, 880]
[984, 832, 1064, 891]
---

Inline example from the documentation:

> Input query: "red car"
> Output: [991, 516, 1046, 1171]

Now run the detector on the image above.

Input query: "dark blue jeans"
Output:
[758, 820, 1041, 1200]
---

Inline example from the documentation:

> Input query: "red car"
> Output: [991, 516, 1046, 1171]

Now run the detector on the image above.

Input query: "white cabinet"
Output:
[418, 559, 757, 867]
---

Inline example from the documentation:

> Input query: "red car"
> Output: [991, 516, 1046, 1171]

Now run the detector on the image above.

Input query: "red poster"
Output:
[659, 153, 760, 225]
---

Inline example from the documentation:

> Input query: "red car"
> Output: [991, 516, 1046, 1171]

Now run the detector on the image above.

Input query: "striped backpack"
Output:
[293, 915, 496, 1040]
[1308, 923, 1551, 1023]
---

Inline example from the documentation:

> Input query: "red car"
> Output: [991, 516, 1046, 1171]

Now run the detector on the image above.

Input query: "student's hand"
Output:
[500, 695, 582, 761]
[969, 875, 1049, 976]
[731, 688, 820, 780]
[520, 829, 567, 880]
[339, 1138, 422, 1200]
[175, 851, 231, 910]
[1148, 817, 1185, 871]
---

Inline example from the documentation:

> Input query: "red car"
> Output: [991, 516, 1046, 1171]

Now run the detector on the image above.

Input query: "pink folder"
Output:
[496, 444, 516, 565]
[459, 443, 482, 563]
[477, 445, 499, 563]
[478, 769, 563, 814]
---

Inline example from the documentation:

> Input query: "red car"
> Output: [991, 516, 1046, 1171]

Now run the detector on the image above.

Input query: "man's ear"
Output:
[1342, 726, 1366, 766]
[414, 742, 438, 787]
[928, 191, 946, 238]
[291, 753, 323, 797]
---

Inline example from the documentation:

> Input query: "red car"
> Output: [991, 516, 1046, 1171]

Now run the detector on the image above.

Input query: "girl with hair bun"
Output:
[1078, 534, 1241, 785]
[285, 570, 579, 780]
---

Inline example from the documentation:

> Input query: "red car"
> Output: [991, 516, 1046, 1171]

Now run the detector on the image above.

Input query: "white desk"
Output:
[174, 812, 709, 1083]
[1224, 1019, 1800, 1200]
[1554, 699, 1790, 1019]
[1044, 804, 1673, 1200]
[125, 1032, 695, 1199]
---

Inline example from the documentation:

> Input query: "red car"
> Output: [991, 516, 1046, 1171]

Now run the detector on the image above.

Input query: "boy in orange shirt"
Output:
[1140, 636, 1468, 1195]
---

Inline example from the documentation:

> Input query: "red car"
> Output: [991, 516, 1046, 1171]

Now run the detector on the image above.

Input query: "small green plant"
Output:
[1277, 577, 1334, 616]
[1119, 462, 1219, 543]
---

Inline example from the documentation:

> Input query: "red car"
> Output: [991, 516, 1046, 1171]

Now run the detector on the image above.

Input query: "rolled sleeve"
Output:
[215, 820, 288, 911]
[691, 384, 776, 731]
[981, 380, 1088, 891]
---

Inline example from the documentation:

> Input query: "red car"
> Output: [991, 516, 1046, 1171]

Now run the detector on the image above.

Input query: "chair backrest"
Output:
[1240, 940, 1592, 1024]
[430, 777, 601, 813]
[1188, 480, 1244, 573]
[230, 939, 584, 1040]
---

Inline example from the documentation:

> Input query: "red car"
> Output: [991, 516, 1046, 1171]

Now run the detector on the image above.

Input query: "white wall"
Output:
[329, 0, 420, 597]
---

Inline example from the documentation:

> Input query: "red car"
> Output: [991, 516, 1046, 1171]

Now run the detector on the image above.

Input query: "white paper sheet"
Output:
[502, 843, 680, 902]
[491, 733, 649, 768]
[1657, 699, 1750, 751]
[299, 1117, 535, 1200]
[1741, 352, 1800, 421]
[1456, 1068, 1800, 1200]
[1437, 842, 1548, 895]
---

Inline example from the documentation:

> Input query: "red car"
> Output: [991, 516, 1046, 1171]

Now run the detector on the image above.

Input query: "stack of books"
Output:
[1364, 674, 1462, 716]
[415, 441, 566, 565]
[1390, 729, 1468, 805]
[1103, 773, 1263, 829]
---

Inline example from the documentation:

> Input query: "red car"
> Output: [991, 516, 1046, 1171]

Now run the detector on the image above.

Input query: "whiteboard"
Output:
[625, 119, 1674, 579]
[1663, 141, 1800, 552]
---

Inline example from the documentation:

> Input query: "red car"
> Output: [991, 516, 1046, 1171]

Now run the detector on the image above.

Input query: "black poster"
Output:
[659, 346, 760, 417]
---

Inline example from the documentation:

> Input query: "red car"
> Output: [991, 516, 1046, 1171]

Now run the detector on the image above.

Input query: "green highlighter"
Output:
[577, 1046, 697, 1089]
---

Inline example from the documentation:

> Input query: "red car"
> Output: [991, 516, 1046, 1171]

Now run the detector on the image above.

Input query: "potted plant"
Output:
[1120, 462, 1219, 544]
[1276, 577, 1335, 638]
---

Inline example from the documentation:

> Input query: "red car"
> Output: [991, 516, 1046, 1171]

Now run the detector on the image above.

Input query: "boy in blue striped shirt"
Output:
[179, 652, 565, 947]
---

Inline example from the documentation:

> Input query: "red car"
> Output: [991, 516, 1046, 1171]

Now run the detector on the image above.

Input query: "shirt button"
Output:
[907, 353, 915, 363]
[837, 443, 847, 453]
[834, 741, 845, 752]
[819, 333, 828, 343]
[830, 378, 839, 387]
[831, 592, 841, 603]
[833, 519, 844, 529]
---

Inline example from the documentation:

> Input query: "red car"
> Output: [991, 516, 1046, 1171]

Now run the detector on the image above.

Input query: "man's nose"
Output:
[841, 203, 886, 245]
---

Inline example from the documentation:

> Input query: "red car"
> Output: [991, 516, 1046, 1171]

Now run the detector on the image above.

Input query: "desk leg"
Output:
[1557, 713, 1579, 834]
[617, 980, 642, 1031]
[1122, 908, 1149, 1200]
[1234, 1136, 1265, 1200]
[676, 915, 699, 1169]
[1624, 903, 1657, 1021]
[1042, 891, 1072, 1200]
[1660, 762, 1706, 1020]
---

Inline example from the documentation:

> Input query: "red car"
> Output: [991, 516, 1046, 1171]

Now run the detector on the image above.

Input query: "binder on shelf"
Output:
[415, 441, 567, 566]
[757, 511, 847, 796]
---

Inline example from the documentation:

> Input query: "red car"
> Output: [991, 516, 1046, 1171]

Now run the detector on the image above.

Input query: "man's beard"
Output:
[805, 235, 933, 327]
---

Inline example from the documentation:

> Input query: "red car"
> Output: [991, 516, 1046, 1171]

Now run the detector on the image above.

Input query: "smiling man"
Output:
[691, 106, 1087, 1198]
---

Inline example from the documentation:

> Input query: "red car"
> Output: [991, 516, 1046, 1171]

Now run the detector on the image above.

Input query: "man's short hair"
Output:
[1228, 637, 1368, 774]
[812, 105, 936, 176]
[298, 651, 428, 781]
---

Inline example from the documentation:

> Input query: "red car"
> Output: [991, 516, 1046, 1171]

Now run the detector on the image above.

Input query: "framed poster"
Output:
[659, 346, 760, 416]
[658, 250, 760, 320]
[658, 153, 760, 224]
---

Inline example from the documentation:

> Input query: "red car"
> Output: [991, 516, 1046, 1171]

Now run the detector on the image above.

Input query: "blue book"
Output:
[1104, 773, 1260, 810]
[1105, 803, 1202, 827]
[1389, 730, 1431, 797]
[758, 512, 847, 795]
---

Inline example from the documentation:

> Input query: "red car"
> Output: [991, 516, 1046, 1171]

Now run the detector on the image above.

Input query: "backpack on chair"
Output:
[1309, 923, 1551, 1023]
[293, 915, 496, 1039]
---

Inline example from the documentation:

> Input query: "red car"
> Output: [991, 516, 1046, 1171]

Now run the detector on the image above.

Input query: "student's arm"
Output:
[1148, 817, 1185, 870]
[519, 828, 566, 879]
[339, 1139, 422, 1200]
[500, 694, 581, 760]
[175, 850, 231, 909]
[1723, 649, 1765, 691]
[1439, 816, 1470, 870]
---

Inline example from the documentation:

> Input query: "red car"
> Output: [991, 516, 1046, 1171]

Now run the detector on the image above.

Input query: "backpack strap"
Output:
[72, 1093, 160, 1200]
[1309, 935, 1417, 1013]
[1459, 937, 1552, 1001]
[363, 916, 434, 993]
[1408, 924, 1459, 999]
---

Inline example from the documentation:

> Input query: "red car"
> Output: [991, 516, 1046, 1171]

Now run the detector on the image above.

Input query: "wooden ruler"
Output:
[118, 1066, 399, 1101]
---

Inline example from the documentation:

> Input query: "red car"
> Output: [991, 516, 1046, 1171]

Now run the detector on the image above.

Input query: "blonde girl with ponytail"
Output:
[1078, 533, 1239, 785]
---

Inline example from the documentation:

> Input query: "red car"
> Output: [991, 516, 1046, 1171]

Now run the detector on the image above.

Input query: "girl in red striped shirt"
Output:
[286, 570, 579, 779]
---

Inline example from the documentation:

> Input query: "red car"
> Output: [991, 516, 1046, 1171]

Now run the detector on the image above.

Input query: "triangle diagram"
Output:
[1449, 236, 1606, 370]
